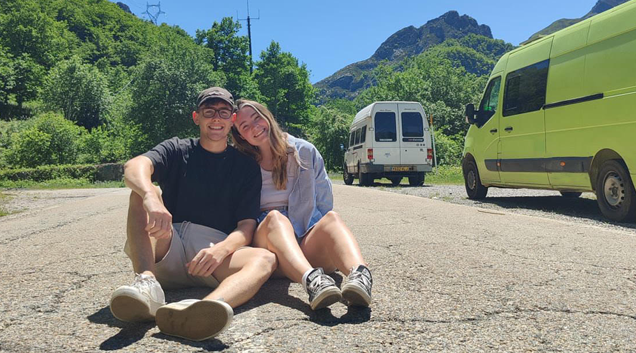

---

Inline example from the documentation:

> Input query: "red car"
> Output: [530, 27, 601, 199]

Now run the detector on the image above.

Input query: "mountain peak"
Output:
[371, 11, 491, 62]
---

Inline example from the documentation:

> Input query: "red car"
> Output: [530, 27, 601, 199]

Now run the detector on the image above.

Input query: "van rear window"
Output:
[375, 112, 396, 142]
[401, 112, 424, 137]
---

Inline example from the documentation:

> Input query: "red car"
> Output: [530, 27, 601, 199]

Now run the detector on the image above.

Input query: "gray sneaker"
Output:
[342, 265, 372, 307]
[303, 268, 342, 310]
[110, 274, 166, 322]
[155, 299, 233, 341]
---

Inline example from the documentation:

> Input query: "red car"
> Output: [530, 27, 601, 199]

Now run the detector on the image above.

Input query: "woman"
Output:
[231, 99, 373, 310]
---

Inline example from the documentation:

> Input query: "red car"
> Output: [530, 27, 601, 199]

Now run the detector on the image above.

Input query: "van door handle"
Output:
[504, 127, 513, 132]
[490, 129, 497, 133]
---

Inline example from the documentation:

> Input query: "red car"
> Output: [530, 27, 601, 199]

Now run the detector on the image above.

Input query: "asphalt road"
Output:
[1, 185, 636, 352]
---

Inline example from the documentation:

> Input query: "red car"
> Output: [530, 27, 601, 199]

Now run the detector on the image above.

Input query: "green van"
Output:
[463, 0, 636, 222]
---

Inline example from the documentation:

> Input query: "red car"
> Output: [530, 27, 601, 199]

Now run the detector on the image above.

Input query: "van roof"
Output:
[352, 101, 423, 125]
[496, 0, 635, 66]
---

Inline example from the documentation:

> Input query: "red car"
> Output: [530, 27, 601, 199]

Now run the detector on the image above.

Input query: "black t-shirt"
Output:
[143, 137, 261, 235]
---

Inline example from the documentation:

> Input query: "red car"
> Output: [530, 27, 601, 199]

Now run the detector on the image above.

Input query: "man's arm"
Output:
[187, 219, 256, 277]
[124, 155, 172, 239]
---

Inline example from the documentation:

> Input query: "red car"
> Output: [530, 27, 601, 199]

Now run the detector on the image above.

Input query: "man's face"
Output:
[193, 100, 234, 143]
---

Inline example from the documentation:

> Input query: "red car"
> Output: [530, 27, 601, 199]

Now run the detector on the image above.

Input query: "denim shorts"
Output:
[256, 207, 305, 244]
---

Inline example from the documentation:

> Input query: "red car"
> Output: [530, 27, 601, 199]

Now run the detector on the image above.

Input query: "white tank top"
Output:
[260, 167, 294, 210]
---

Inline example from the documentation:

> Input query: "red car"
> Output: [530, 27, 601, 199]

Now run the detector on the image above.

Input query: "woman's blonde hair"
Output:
[231, 99, 300, 190]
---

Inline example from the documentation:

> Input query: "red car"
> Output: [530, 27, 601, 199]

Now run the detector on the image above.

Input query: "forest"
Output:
[0, 0, 514, 178]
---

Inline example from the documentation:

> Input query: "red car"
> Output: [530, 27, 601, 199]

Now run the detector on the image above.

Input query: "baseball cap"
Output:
[197, 87, 235, 109]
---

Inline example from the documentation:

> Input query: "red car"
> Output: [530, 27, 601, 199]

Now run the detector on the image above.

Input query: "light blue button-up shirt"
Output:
[285, 134, 334, 238]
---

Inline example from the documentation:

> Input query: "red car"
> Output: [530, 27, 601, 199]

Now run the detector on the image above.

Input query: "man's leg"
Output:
[154, 247, 276, 341]
[110, 189, 170, 322]
[204, 247, 277, 308]
[126, 189, 172, 274]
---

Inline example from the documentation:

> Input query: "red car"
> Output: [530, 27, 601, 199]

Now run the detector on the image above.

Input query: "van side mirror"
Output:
[465, 104, 476, 124]
[340, 143, 345, 152]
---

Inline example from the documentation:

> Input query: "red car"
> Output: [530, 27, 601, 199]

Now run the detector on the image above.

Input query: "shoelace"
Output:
[132, 275, 163, 302]
[348, 270, 371, 289]
[308, 275, 336, 295]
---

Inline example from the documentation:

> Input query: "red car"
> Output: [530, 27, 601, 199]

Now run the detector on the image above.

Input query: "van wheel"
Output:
[408, 173, 425, 186]
[596, 160, 636, 222]
[389, 177, 402, 186]
[560, 191, 582, 198]
[343, 164, 354, 185]
[463, 160, 488, 199]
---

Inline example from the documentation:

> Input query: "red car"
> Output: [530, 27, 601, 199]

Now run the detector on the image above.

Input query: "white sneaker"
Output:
[110, 274, 166, 322]
[155, 299, 233, 341]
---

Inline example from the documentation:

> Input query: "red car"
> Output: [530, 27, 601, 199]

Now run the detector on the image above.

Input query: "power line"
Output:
[238, 0, 260, 74]
[142, 2, 165, 25]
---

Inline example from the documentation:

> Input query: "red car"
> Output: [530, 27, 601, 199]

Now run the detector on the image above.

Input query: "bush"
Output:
[0, 164, 98, 182]
[4, 112, 85, 168]
[433, 130, 464, 166]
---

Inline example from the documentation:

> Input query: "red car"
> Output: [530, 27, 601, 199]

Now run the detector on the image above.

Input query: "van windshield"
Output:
[374, 112, 396, 142]
[401, 112, 424, 137]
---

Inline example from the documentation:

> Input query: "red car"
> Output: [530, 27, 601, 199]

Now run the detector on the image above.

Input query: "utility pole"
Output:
[142, 2, 165, 25]
[238, 0, 260, 74]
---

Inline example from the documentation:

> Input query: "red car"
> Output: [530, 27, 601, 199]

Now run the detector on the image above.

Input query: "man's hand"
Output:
[142, 192, 172, 239]
[186, 244, 230, 277]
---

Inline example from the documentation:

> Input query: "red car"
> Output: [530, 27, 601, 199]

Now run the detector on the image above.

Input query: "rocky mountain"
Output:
[116, 2, 132, 14]
[314, 11, 493, 101]
[524, 0, 629, 43]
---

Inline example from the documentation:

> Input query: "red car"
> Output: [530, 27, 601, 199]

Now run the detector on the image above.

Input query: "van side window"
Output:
[349, 131, 355, 148]
[375, 112, 397, 142]
[354, 128, 361, 145]
[401, 112, 424, 137]
[503, 59, 549, 117]
[360, 126, 366, 143]
[477, 76, 502, 126]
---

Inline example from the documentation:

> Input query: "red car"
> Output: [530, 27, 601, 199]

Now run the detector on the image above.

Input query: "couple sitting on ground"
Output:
[108, 86, 374, 341]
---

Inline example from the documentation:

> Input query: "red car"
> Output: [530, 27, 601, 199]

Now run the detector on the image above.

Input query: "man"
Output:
[109, 87, 276, 341]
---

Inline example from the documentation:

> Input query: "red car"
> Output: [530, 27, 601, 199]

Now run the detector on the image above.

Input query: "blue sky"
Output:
[112, 0, 600, 83]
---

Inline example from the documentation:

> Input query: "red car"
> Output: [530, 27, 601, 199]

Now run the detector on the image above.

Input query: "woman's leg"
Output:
[252, 210, 312, 283]
[300, 211, 366, 275]
[300, 211, 372, 307]
[253, 210, 342, 310]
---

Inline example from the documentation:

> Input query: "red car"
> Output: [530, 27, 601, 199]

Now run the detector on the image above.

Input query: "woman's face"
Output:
[235, 106, 270, 147]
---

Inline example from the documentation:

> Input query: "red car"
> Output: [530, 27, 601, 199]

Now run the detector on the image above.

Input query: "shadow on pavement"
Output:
[87, 307, 154, 350]
[241, 274, 371, 326]
[151, 333, 229, 351]
[88, 273, 370, 350]
[477, 195, 636, 230]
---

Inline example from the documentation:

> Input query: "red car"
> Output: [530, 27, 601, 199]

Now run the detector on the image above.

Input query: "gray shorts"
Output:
[125, 221, 226, 290]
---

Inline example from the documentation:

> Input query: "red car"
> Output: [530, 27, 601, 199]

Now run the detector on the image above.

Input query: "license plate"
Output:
[391, 166, 412, 172]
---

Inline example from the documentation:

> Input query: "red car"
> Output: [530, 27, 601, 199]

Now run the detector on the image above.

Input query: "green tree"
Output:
[308, 106, 352, 171]
[41, 56, 111, 129]
[195, 17, 257, 99]
[355, 55, 485, 137]
[253, 41, 315, 136]
[126, 42, 224, 152]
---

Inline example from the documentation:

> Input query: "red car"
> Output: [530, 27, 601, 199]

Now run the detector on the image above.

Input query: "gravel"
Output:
[332, 179, 636, 234]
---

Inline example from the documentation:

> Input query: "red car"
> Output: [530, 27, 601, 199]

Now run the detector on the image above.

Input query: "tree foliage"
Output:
[254, 41, 315, 137]
[41, 56, 111, 129]
[308, 106, 352, 171]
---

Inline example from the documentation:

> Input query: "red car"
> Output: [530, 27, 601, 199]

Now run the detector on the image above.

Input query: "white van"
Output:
[343, 101, 434, 186]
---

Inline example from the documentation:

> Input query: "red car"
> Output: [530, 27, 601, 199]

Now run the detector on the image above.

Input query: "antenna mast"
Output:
[238, 0, 260, 74]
